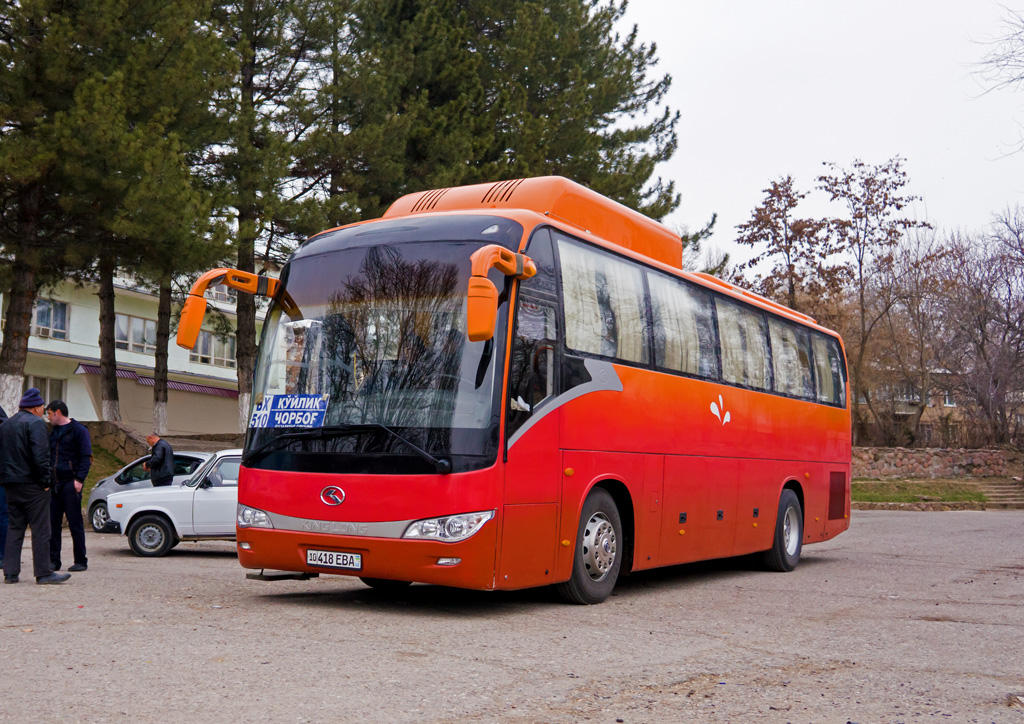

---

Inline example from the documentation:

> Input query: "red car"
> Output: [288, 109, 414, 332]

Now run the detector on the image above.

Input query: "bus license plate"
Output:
[307, 549, 362, 570]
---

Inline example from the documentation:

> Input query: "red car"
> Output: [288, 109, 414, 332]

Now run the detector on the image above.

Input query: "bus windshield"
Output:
[247, 237, 513, 475]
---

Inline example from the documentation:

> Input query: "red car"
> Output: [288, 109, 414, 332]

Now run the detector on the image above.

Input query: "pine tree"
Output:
[211, 0, 335, 429]
[0, 2, 84, 411]
[50, 0, 229, 422]
[298, 0, 680, 224]
[466, 0, 679, 218]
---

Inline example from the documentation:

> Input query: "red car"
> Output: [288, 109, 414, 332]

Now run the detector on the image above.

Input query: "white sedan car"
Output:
[106, 449, 243, 557]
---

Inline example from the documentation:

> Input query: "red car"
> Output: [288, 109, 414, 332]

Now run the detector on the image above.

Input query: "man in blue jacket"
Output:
[46, 400, 92, 572]
[1, 388, 70, 584]
[0, 402, 8, 568]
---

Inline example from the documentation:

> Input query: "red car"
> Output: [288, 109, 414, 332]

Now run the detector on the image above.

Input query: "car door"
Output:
[191, 456, 241, 535]
[116, 457, 153, 492]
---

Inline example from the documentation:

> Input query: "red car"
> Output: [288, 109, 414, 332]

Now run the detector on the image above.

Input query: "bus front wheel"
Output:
[764, 489, 803, 572]
[556, 488, 623, 605]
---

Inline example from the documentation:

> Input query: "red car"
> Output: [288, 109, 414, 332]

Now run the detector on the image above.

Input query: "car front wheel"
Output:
[90, 503, 109, 533]
[127, 515, 175, 557]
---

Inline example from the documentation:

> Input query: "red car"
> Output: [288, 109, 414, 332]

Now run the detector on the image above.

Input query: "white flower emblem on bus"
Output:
[710, 395, 731, 426]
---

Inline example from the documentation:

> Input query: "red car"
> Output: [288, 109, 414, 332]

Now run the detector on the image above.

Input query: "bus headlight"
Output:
[402, 510, 494, 542]
[237, 504, 274, 529]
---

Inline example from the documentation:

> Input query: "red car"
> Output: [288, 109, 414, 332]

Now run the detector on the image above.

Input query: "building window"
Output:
[191, 330, 237, 368]
[205, 284, 236, 304]
[944, 390, 956, 407]
[115, 314, 157, 354]
[24, 375, 64, 403]
[33, 299, 68, 340]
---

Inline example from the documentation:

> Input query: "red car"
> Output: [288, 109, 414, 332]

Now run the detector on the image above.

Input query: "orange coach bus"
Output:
[177, 176, 850, 604]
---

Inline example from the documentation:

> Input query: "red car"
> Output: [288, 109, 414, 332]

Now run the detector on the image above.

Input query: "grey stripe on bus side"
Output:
[507, 358, 623, 450]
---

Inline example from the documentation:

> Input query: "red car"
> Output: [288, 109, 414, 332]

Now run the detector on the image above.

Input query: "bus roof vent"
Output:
[482, 179, 525, 204]
[411, 187, 450, 213]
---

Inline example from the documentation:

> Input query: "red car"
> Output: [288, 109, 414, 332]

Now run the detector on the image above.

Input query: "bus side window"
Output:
[648, 271, 718, 379]
[715, 297, 772, 391]
[768, 318, 814, 399]
[507, 230, 559, 439]
[556, 234, 648, 364]
[812, 333, 847, 406]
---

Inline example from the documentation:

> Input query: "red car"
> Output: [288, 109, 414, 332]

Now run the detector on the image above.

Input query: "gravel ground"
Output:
[2, 510, 1023, 724]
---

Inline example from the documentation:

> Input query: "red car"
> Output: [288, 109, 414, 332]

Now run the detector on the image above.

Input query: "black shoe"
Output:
[51, 562, 62, 571]
[68, 563, 87, 572]
[4, 575, 18, 584]
[36, 572, 71, 585]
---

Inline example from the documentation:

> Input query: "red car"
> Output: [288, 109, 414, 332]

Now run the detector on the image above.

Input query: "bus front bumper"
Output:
[235, 524, 499, 591]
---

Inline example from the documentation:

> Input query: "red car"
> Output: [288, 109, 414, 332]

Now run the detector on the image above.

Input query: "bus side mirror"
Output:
[467, 278, 499, 342]
[176, 268, 295, 350]
[177, 294, 208, 351]
[466, 245, 537, 343]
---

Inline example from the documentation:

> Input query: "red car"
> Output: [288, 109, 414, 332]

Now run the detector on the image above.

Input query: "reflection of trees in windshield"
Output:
[295, 246, 464, 433]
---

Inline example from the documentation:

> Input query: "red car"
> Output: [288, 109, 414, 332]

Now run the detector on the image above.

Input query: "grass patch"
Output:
[81, 447, 127, 506]
[852, 481, 987, 503]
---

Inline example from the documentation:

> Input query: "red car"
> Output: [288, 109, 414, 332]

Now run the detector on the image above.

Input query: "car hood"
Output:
[106, 485, 193, 508]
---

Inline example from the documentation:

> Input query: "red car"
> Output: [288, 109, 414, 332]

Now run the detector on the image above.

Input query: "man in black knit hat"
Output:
[0, 388, 70, 584]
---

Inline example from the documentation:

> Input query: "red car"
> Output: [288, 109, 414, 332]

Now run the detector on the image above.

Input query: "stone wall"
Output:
[84, 423, 245, 461]
[853, 447, 1008, 479]
[83, 421, 149, 463]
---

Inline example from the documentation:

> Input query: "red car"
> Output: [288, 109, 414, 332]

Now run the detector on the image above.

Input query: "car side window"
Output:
[173, 455, 203, 476]
[118, 459, 151, 484]
[206, 458, 241, 487]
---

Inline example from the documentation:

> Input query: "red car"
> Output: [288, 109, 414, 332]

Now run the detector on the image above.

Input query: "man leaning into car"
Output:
[1, 388, 70, 584]
[144, 433, 174, 487]
[47, 400, 92, 573]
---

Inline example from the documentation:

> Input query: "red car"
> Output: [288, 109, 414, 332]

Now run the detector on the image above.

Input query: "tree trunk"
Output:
[0, 259, 37, 413]
[234, 0, 257, 432]
[153, 278, 172, 434]
[0, 185, 42, 412]
[97, 250, 121, 422]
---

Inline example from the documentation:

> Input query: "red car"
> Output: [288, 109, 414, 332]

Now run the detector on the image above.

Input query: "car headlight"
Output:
[237, 504, 274, 529]
[402, 510, 494, 542]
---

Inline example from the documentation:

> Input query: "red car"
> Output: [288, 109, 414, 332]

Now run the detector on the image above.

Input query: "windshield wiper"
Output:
[243, 424, 452, 474]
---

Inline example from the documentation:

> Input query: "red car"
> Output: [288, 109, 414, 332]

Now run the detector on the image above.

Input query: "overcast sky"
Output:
[621, 1, 1024, 266]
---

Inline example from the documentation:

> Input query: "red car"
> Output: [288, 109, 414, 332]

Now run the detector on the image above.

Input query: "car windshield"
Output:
[247, 221, 518, 475]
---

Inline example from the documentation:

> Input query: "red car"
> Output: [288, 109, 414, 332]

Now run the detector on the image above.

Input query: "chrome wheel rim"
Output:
[783, 506, 801, 556]
[137, 524, 165, 551]
[92, 505, 109, 530]
[581, 512, 617, 582]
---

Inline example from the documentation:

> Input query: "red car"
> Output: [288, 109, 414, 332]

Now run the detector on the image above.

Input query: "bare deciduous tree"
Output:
[735, 175, 829, 313]
[935, 217, 1024, 446]
[818, 157, 930, 443]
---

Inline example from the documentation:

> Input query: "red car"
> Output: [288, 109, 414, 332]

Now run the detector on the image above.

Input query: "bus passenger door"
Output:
[498, 230, 561, 589]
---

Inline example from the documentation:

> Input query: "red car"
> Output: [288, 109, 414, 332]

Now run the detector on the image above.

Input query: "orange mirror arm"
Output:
[176, 268, 297, 350]
[469, 245, 537, 281]
[465, 246, 536, 343]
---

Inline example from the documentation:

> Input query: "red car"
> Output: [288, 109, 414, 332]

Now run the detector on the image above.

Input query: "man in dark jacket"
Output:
[0, 388, 70, 584]
[46, 400, 91, 572]
[0, 402, 8, 568]
[144, 433, 174, 486]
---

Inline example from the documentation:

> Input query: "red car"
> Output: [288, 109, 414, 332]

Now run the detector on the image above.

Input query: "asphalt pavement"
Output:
[1, 510, 1022, 723]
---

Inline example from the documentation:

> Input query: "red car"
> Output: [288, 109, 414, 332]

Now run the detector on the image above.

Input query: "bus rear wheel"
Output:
[556, 488, 622, 605]
[360, 577, 412, 591]
[764, 489, 803, 572]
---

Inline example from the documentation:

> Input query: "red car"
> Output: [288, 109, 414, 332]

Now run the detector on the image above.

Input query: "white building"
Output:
[0, 277, 249, 434]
